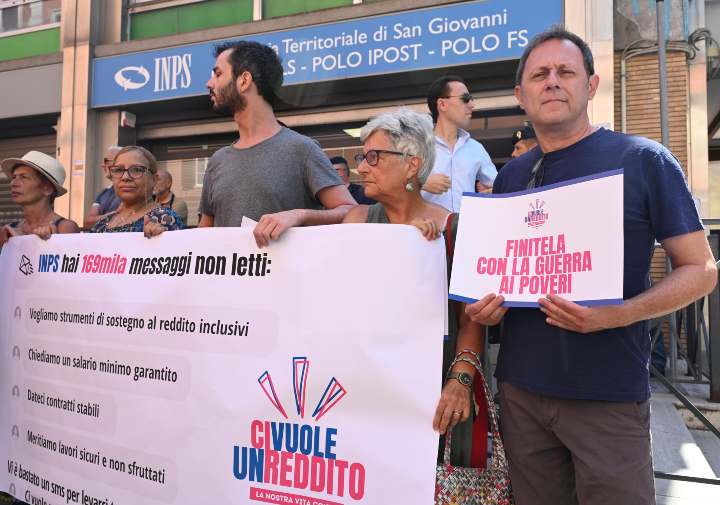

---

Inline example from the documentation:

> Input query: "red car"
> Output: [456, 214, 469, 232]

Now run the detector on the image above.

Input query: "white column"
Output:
[56, 0, 123, 224]
[56, 0, 92, 223]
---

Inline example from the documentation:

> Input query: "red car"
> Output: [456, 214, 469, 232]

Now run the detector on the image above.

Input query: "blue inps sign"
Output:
[91, 0, 563, 108]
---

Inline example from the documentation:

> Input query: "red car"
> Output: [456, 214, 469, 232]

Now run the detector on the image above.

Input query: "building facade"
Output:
[0, 0, 715, 227]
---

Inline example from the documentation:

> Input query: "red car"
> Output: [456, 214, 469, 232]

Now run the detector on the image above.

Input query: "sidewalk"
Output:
[650, 380, 720, 504]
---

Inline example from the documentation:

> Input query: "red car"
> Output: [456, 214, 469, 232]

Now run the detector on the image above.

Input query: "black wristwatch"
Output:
[446, 371, 473, 389]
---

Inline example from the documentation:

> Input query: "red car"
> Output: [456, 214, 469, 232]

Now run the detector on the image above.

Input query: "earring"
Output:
[405, 181, 414, 192]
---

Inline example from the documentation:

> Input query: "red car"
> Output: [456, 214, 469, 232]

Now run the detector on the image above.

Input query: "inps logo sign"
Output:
[113, 55, 192, 93]
[153, 54, 192, 92]
[114, 66, 150, 90]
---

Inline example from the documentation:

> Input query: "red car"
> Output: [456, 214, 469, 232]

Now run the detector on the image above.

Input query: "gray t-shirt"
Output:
[199, 127, 342, 226]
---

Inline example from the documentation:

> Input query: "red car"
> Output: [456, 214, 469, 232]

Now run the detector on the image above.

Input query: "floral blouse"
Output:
[90, 206, 185, 233]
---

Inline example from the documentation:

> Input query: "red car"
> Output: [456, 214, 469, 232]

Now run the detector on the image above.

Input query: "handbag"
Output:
[435, 365, 514, 505]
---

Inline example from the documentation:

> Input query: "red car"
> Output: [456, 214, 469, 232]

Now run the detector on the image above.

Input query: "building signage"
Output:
[91, 0, 563, 108]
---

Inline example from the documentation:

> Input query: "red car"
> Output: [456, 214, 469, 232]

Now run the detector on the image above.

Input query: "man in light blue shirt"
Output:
[421, 76, 496, 212]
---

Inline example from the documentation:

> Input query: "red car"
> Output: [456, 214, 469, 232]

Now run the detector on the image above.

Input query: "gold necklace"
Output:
[111, 202, 155, 228]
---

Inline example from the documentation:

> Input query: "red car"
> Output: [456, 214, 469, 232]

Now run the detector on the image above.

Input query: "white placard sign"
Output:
[449, 170, 624, 307]
[0, 225, 445, 505]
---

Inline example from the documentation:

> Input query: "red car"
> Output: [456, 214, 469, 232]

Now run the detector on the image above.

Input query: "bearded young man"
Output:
[465, 27, 717, 505]
[202, 41, 355, 246]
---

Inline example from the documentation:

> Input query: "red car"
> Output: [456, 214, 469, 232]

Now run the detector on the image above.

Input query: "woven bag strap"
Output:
[477, 368, 509, 471]
[442, 364, 509, 471]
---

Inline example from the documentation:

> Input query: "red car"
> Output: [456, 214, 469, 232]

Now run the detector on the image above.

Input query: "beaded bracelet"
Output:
[446, 356, 483, 377]
[456, 348, 482, 366]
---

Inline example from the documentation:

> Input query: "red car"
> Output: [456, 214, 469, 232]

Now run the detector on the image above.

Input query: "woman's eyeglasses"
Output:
[108, 165, 149, 179]
[354, 150, 409, 167]
[442, 92, 474, 104]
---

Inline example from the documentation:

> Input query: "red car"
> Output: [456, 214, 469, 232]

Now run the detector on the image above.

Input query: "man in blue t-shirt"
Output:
[466, 28, 717, 505]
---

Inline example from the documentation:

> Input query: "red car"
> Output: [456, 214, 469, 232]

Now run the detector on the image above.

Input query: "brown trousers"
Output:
[498, 381, 655, 505]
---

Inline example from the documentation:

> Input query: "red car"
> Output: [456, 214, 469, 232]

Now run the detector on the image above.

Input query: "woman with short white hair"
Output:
[343, 108, 486, 466]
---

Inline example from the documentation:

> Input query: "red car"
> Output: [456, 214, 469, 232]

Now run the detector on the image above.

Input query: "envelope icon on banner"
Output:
[19, 255, 33, 276]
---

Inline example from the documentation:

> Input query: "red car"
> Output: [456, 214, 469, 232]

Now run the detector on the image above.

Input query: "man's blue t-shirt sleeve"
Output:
[643, 147, 703, 242]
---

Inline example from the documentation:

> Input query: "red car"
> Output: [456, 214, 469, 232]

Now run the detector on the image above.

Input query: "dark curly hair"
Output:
[213, 40, 284, 106]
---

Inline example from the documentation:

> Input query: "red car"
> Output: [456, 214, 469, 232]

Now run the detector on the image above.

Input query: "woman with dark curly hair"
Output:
[91, 145, 184, 235]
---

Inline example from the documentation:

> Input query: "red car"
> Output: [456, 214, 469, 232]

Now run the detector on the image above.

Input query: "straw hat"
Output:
[1, 151, 67, 196]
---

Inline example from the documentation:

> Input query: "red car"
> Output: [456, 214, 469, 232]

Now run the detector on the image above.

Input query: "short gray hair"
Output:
[360, 108, 435, 185]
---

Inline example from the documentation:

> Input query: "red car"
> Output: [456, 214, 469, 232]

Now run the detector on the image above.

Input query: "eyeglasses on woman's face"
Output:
[354, 149, 410, 167]
[108, 165, 150, 180]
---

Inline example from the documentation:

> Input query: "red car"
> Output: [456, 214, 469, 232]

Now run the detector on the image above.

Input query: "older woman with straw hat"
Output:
[0, 151, 79, 246]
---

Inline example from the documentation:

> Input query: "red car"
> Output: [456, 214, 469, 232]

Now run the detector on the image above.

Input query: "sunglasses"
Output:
[354, 150, 409, 167]
[109, 165, 150, 180]
[442, 92, 474, 104]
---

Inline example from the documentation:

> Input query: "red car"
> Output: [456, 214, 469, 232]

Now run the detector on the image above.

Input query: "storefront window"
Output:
[0, 0, 61, 35]
[301, 111, 529, 176]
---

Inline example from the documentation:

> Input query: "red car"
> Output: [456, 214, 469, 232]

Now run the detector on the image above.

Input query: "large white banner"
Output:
[450, 170, 624, 307]
[1, 225, 445, 505]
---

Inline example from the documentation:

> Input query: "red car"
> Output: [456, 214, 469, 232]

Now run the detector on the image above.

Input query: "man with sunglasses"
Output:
[465, 28, 717, 505]
[421, 76, 496, 211]
[84, 145, 122, 228]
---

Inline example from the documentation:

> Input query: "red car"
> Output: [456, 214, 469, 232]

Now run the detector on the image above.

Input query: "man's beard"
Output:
[211, 82, 245, 115]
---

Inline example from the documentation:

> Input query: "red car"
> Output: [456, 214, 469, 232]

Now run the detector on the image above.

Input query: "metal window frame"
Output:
[194, 157, 208, 188]
[130, 0, 363, 20]
[128, 0, 210, 14]
[0, 0, 43, 8]
[0, 20, 59, 38]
